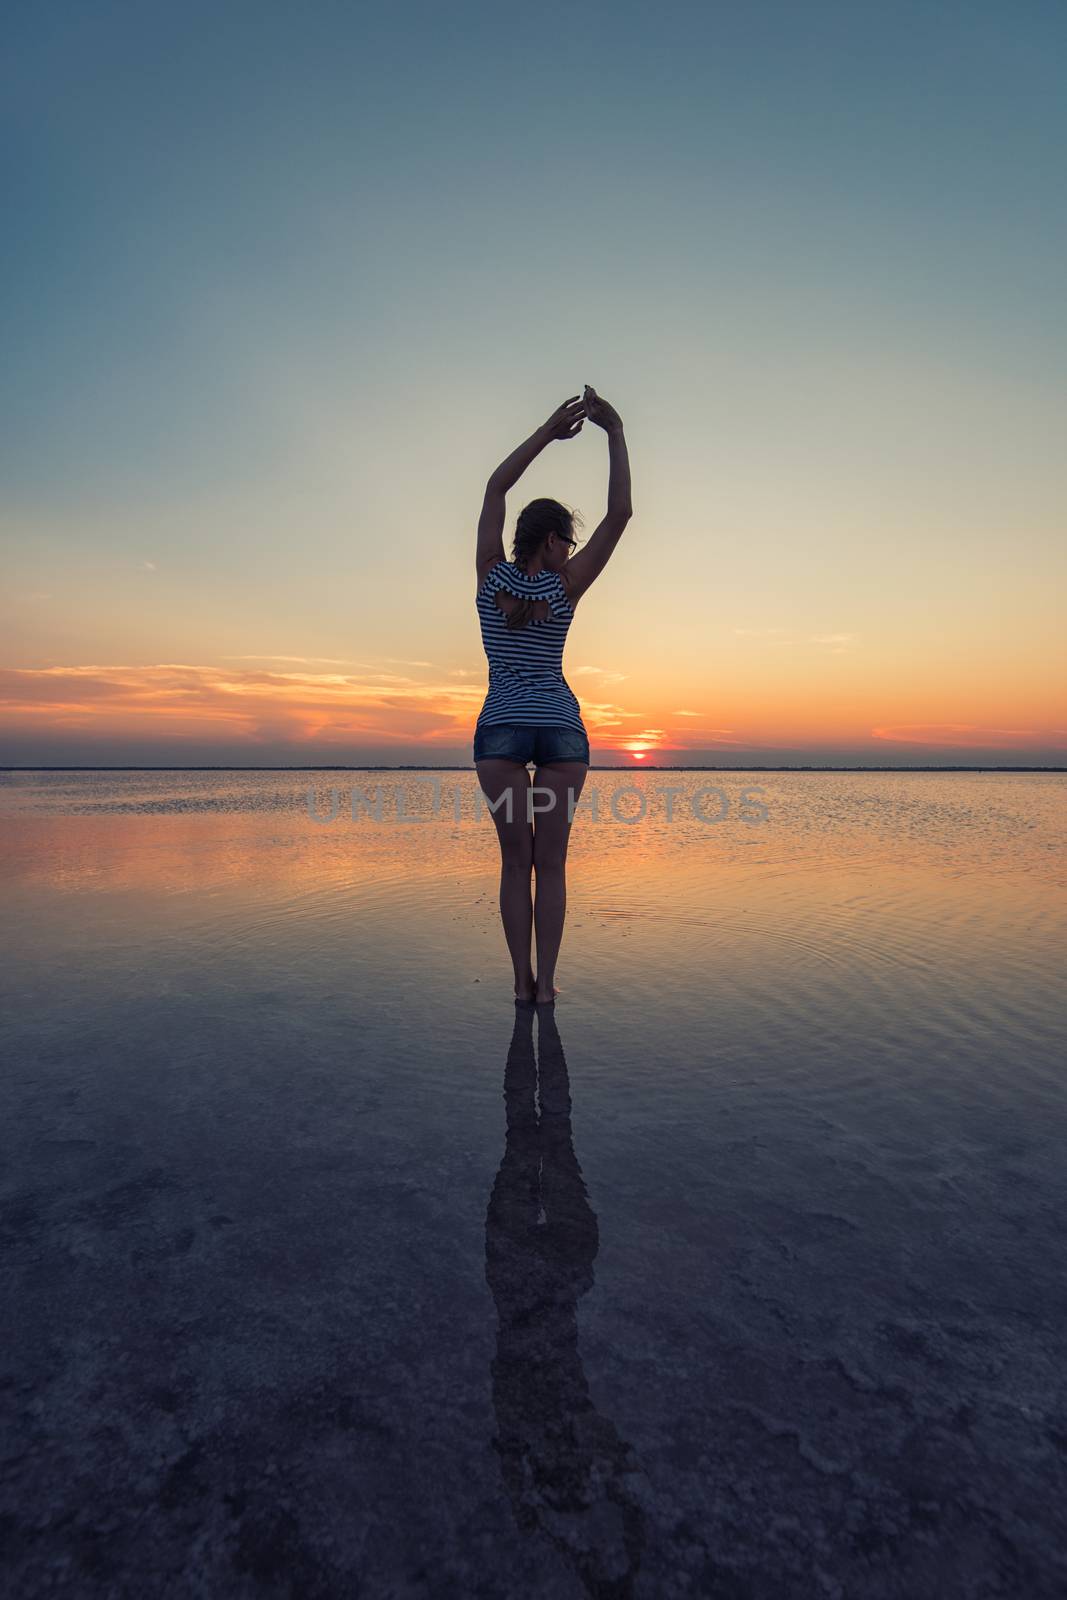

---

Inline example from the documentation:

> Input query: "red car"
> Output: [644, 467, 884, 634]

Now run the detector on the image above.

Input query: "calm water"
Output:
[1, 770, 1065, 1597]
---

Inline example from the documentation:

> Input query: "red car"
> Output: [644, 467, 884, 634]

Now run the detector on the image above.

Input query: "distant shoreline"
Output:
[2, 766, 1064, 775]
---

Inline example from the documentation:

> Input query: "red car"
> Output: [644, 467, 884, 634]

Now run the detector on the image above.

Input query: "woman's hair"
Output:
[512, 498, 584, 572]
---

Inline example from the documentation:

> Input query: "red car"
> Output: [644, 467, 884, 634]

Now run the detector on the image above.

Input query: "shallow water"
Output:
[1, 770, 1065, 1597]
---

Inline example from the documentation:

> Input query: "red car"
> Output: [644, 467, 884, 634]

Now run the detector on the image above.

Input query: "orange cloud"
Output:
[0, 661, 668, 751]
[870, 723, 1054, 749]
[7, 667, 1056, 761]
[0, 663, 486, 749]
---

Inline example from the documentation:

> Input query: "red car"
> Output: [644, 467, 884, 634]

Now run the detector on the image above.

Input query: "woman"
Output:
[474, 384, 633, 1005]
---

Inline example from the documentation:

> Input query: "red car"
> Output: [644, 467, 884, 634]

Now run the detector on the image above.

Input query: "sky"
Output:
[2, 0, 1065, 767]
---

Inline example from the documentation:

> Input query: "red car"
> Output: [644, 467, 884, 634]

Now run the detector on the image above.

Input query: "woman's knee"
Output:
[500, 840, 533, 873]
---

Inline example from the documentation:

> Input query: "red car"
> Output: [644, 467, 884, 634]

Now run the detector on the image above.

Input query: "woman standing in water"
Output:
[474, 384, 632, 1004]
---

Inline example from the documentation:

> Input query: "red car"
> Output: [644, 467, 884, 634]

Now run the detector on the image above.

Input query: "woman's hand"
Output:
[582, 384, 624, 433]
[541, 395, 587, 442]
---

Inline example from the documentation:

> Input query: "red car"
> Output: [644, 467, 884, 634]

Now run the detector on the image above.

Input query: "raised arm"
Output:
[476, 396, 587, 575]
[560, 385, 632, 606]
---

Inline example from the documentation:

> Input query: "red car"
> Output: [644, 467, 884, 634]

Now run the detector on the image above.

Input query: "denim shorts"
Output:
[473, 723, 590, 766]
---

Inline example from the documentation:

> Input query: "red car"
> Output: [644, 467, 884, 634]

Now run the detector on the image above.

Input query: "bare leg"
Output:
[531, 761, 588, 1002]
[476, 758, 535, 1001]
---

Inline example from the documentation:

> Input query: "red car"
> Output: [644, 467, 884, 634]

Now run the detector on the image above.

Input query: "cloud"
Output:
[809, 632, 858, 654]
[141, 560, 157, 571]
[733, 627, 786, 638]
[580, 697, 645, 734]
[225, 653, 444, 673]
[572, 665, 628, 683]
[0, 657, 666, 757]
[0, 668, 129, 705]
[224, 654, 368, 666]
[871, 723, 1058, 749]
[673, 709, 699, 716]
[668, 728, 742, 748]
[0, 662, 485, 749]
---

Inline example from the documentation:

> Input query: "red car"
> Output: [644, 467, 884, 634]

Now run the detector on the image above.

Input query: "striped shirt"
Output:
[474, 559, 586, 734]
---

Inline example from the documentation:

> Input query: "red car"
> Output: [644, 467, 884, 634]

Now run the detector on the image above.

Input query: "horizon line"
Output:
[2, 765, 1064, 775]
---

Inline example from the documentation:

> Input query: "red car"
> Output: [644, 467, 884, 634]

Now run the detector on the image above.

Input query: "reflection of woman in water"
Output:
[485, 1003, 646, 1596]
[474, 385, 633, 1003]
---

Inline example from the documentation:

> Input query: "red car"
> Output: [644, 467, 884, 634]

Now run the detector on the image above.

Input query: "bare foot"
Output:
[534, 982, 560, 1004]
[514, 973, 536, 1004]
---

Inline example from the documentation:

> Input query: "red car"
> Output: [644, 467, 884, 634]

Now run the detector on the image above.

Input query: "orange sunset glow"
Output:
[1, 645, 1063, 768]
